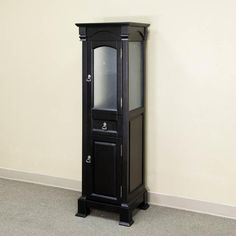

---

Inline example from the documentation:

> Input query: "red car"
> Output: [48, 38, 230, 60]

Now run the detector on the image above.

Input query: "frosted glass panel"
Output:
[129, 42, 143, 111]
[94, 46, 117, 110]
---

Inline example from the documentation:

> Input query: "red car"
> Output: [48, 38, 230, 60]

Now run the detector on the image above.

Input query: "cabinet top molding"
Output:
[75, 22, 150, 27]
[75, 22, 150, 41]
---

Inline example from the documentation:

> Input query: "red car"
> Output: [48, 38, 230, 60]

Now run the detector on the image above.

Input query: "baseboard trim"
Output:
[0, 167, 235, 219]
[0, 167, 81, 191]
[149, 192, 236, 220]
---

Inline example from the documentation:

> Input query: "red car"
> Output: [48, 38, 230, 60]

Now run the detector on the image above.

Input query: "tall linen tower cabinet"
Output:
[75, 22, 150, 226]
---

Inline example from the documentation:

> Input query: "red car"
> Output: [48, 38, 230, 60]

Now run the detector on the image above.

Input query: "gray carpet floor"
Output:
[0, 178, 235, 236]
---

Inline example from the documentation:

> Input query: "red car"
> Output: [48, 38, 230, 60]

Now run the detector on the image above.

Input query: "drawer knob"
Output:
[102, 122, 108, 130]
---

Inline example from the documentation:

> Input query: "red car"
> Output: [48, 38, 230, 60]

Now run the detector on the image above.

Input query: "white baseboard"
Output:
[0, 167, 81, 191]
[149, 192, 236, 220]
[0, 167, 235, 220]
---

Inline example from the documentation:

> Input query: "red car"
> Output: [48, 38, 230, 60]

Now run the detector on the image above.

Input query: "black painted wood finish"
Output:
[75, 22, 150, 226]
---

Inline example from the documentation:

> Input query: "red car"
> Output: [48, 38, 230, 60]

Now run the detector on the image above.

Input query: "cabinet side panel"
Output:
[129, 115, 143, 192]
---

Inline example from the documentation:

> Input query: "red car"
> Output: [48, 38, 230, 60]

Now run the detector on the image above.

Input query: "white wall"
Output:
[0, 0, 236, 207]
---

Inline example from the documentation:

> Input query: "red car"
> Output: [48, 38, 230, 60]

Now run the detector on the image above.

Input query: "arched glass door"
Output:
[93, 46, 117, 110]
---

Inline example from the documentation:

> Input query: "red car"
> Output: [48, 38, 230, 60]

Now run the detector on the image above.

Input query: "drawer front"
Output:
[92, 120, 118, 136]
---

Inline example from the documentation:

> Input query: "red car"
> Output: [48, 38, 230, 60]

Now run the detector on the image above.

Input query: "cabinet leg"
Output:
[119, 207, 134, 227]
[139, 191, 150, 210]
[76, 197, 90, 218]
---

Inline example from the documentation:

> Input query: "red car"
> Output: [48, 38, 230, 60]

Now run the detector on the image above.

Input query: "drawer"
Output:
[93, 120, 117, 133]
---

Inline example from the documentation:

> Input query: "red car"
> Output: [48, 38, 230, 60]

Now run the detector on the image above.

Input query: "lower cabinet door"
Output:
[86, 137, 121, 204]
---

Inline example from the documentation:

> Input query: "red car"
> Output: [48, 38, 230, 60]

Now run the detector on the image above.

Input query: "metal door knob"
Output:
[86, 155, 91, 163]
[86, 74, 92, 82]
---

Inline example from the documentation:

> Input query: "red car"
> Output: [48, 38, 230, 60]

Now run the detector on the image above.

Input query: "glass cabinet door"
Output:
[93, 46, 117, 110]
[129, 42, 143, 111]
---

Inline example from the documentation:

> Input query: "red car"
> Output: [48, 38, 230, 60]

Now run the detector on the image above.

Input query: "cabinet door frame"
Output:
[82, 40, 123, 204]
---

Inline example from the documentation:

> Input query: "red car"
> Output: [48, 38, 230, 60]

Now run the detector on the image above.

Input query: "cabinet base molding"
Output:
[76, 190, 149, 227]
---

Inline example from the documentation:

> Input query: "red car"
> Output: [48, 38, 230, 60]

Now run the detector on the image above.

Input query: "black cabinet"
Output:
[75, 22, 150, 226]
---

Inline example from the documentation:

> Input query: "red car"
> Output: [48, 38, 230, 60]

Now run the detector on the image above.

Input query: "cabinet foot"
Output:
[138, 190, 150, 210]
[139, 202, 150, 210]
[119, 207, 134, 227]
[76, 197, 90, 218]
